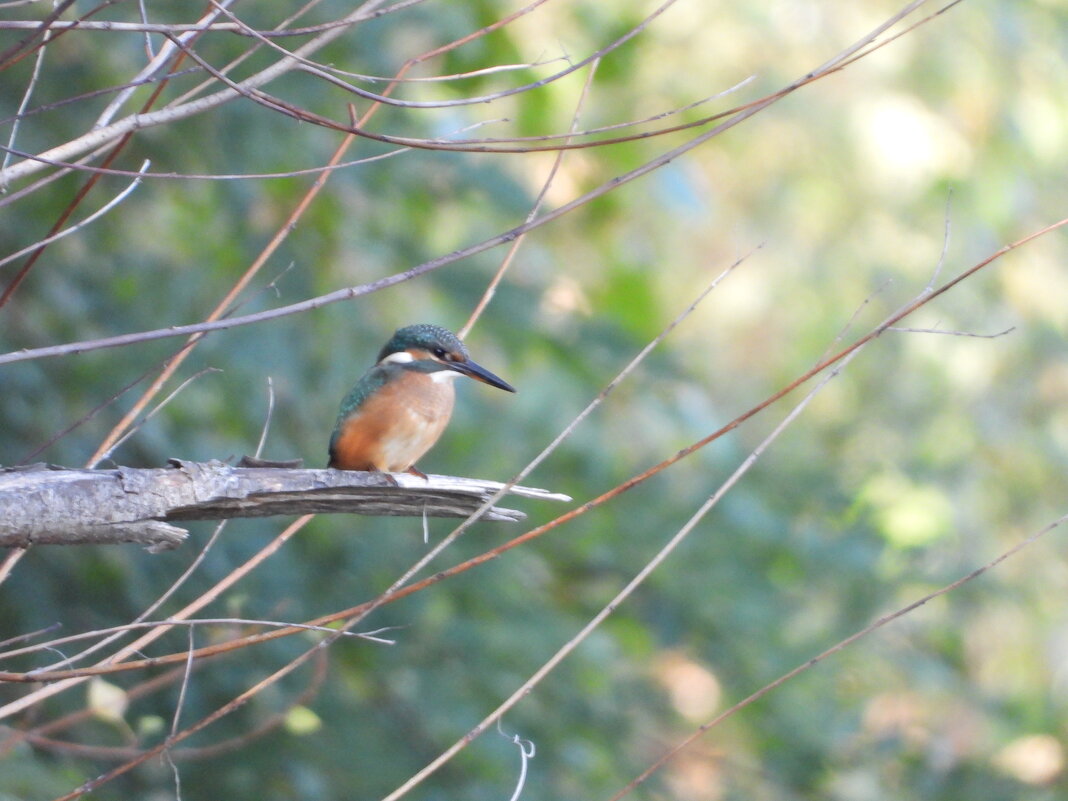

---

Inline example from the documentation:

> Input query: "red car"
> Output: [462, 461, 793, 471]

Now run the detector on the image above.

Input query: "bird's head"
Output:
[377, 324, 515, 392]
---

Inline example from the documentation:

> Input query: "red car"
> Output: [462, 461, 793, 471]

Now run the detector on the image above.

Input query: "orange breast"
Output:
[329, 373, 455, 472]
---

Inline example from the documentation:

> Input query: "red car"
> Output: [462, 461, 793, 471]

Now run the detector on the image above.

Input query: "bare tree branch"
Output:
[0, 461, 570, 550]
[0, 0, 394, 185]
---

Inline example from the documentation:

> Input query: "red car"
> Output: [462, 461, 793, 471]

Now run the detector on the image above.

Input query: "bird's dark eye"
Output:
[432, 348, 447, 359]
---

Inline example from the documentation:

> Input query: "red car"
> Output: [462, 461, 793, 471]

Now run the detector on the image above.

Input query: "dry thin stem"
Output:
[0, 0, 561, 733]
[254, 377, 275, 459]
[0, 0, 392, 186]
[93, 0, 237, 128]
[91, 367, 221, 465]
[0, 1, 938, 367]
[17, 360, 168, 463]
[324, 56, 568, 85]
[0, 4, 434, 38]
[0, 618, 386, 664]
[22, 652, 330, 763]
[0, 255, 742, 688]
[0, 12, 50, 180]
[383, 343, 865, 801]
[80, 0, 532, 464]
[4, 202, 1060, 689]
[22, 246, 739, 801]
[609, 508, 1068, 799]
[458, 56, 600, 339]
[0, 623, 60, 649]
[0, 160, 148, 270]
[0, 516, 311, 721]
[887, 325, 1016, 338]
[162, 0, 337, 108]
[83, 123, 361, 467]
[0, 6, 203, 309]
[0, 65, 204, 130]
[0, 143, 413, 181]
[23, 520, 231, 676]
[0, 548, 26, 588]
[169, 627, 195, 749]
[136, 0, 154, 59]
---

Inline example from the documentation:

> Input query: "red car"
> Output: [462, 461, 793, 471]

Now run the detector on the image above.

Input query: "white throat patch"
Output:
[430, 369, 462, 383]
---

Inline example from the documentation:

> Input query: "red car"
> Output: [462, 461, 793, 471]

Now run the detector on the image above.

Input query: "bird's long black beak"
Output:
[451, 359, 516, 392]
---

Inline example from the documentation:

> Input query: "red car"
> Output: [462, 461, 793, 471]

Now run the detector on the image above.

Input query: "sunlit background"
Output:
[1, 1, 1067, 799]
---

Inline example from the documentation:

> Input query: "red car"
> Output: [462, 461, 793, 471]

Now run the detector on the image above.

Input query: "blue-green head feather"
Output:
[377, 324, 469, 363]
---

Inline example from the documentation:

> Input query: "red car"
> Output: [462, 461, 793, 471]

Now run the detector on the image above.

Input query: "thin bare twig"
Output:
[17, 356, 181, 464]
[93, 367, 221, 465]
[325, 56, 568, 84]
[499, 722, 536, 801]
[291, 0, 676, 112]
[887, 325, 1016, 338]
[609, 508, 1068, 799]
[0, 548, 26, 588]
[254, 377, 275, 459]
[0, 1, 943, 367]
[0, 0, 393, 186]
[383, 344, 866, 801]
[26, 223, 739, 801]
[0, 14, 50, 182]
[0, 66, 204, 131]
[18, 188, 1057, 688]
[0, 517, 310, 721]
[0, 622, 61, 649]
[136, 0, 154, 59]
[458, 55, 600, 339]
[18, 652, 329, 762]
[163, 626, 196, 799]
[0, 160, 149, 271]
[0, 618, 389, 664]
[82, 120, 363, 467]
[94, 0, 237, 128]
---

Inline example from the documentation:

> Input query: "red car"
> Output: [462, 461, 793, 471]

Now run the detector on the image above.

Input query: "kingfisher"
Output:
[328, 324, 515, 476]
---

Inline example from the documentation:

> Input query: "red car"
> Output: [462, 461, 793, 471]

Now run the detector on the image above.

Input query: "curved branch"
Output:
[0, 0, 393, 186]
[0, 76, 793, 366]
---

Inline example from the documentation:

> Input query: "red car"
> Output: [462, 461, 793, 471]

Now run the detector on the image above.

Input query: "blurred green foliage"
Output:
[1, 1, 1067, 799]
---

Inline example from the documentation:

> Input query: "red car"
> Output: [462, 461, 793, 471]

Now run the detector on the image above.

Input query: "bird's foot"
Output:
[374, 468, 400, 487]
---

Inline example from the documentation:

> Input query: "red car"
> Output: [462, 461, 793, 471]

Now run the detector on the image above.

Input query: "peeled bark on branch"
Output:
[0, 460, 570, 552]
